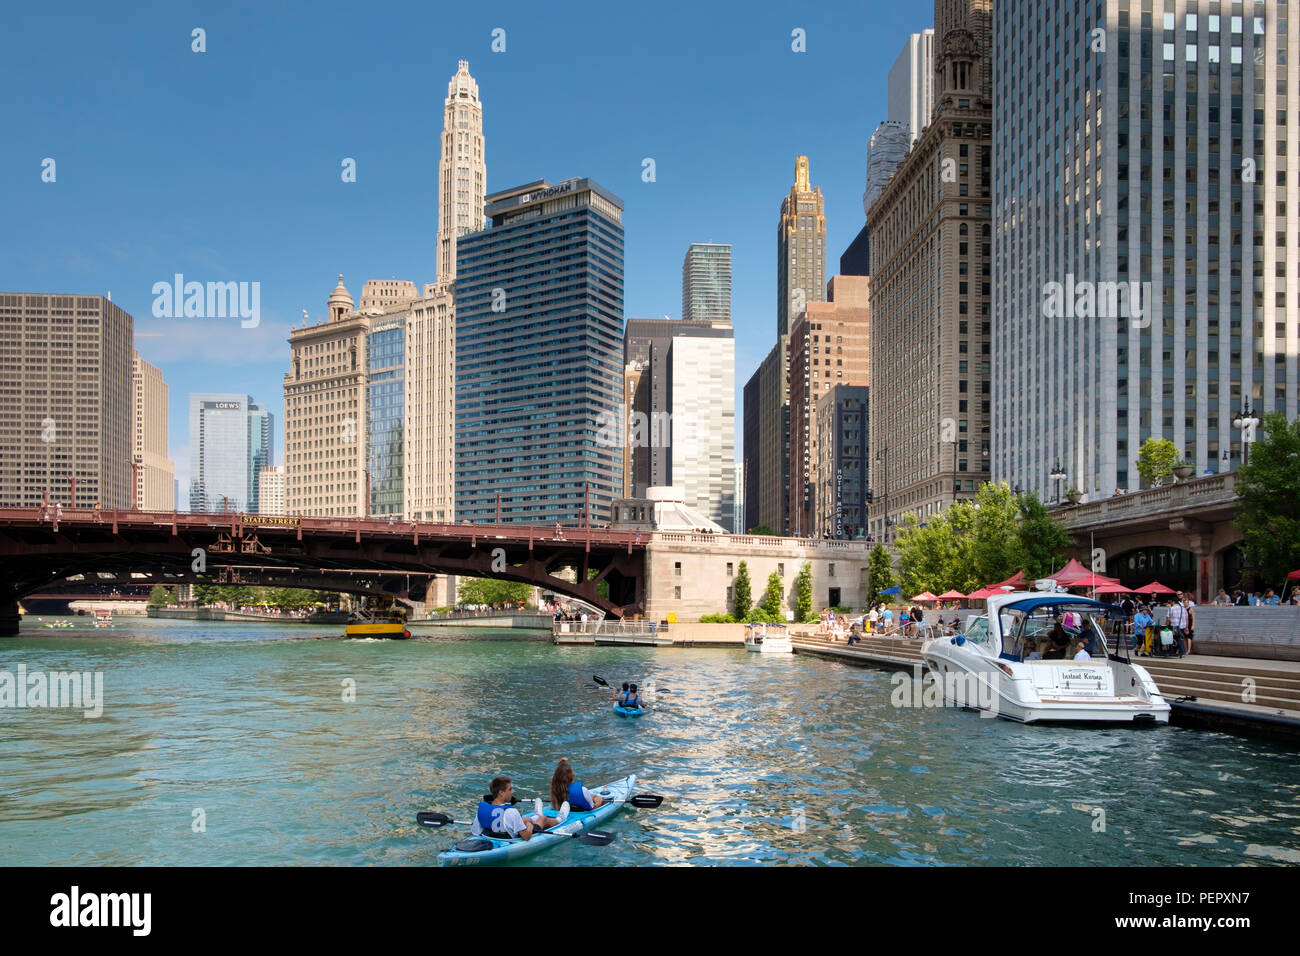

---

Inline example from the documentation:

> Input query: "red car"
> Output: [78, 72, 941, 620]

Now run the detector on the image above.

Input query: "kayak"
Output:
[613, 703, 644, 718]
[437, 775, 636, 866]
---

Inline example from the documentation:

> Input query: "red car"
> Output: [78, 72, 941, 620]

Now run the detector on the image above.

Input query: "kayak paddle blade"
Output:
[630, 794, 664, 808]
[592, 675, 609, 687]
[417, 811, 454, 828]
[577, 831, 615, 846]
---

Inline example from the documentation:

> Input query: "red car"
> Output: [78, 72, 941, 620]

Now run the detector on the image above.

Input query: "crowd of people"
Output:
[1209, 588, 1298, 606]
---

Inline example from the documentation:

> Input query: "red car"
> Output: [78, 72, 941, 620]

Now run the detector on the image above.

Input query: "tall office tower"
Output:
[863, 120, 911, 216]
[284, 276, 369, 516]
[189, 393, 272, 513]
[815, 384, 870, 539]
[622, 361, 644, 498]
[436, 60, 486, 286]
[777, 156, 828, 339]
[624, 317, 736, 529]
[755, 344, 789, 533]
[994, 0, 1300, 500]
[258, 465, 285, 515]
[787, 276, 872, 536]
[132, 351, 175, 510]
[455, 178, 625, 525]
[866, 0, 993, 542]
[681, 243, 733, 325]
[888, 29, 936, 143]
[366, 313, 405, 515]
[742, 371, 761, 532]
[0, 293, 133, 509]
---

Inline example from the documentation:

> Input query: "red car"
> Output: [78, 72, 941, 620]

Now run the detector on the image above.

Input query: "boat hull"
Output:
[920, 639, 1170, 724]
[344, 622, 409, 639]
[437, 775, 635, 866]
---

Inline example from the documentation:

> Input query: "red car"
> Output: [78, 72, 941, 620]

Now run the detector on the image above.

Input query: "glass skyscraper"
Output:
[189, 393, 273, 513]
[993, 0, 1300, 499]
[681, 243, 732, 325]
[366, 318, 405, 515]
[454, 178, 625, 524]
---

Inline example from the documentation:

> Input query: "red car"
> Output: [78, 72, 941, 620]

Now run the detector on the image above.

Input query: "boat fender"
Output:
[951, 635, 966, 645]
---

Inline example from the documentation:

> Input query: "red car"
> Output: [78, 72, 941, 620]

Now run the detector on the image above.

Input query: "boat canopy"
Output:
[999, 595, 1121, 616]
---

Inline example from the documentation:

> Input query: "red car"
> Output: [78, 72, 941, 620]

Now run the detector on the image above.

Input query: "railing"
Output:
[1058, 471, 1237, 527]
[553, 619, 669, 636]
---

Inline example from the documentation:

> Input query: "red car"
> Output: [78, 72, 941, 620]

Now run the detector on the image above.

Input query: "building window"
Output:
[829, 563, 836, 577]
[778, 563, 785, 576]
[674, 562, 682, 576]
[727, 562, 734, 576]
[674, 586, 681, 599]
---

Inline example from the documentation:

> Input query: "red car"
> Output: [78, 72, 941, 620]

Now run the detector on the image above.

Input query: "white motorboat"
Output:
[920, 591, 1169, 724]
[744, 623, 792, 654]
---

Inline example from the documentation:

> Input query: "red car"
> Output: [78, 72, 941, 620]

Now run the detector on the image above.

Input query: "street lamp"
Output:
[1232, 400, 1260, 466]
[1049, 459, 1067, 504]
[875, 445, 890, 543]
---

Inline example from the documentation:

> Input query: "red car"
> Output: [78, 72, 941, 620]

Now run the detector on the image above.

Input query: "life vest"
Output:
[623, 695, 640, 709]
[476, 800, 513, 838]
[567, 780, 594, 811]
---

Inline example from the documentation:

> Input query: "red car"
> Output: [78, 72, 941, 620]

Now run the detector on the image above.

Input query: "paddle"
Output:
[416, 812, 615, 845]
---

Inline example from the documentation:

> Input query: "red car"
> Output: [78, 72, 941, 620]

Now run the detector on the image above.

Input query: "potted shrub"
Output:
[1172, 459, 1195, 481]
[1065, 487, 1083, 505]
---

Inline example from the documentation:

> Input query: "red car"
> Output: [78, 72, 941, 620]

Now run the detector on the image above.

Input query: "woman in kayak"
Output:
[473, 776, 568, 841]
[550, 757, 606, 813]
[623, 683, 641, 709]
[614, 682, 630, 705]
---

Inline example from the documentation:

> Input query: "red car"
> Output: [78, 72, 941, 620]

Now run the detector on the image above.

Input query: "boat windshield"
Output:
[1001, 603, 1113, 661]
[962, 617, 992, 645]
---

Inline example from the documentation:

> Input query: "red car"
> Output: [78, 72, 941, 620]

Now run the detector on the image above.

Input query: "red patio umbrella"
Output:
[1135, 581, 1177, 595]
[909, 591, 940, 603]
[965, 587, 994, 600]
[937, 589, 968, 600]
[1092, 582, 1135, 595]
[991, 570, 1026, 589]
[1288, 569, 1300, 581]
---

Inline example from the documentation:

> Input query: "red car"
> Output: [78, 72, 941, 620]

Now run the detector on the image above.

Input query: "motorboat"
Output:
[344, 598, 410, 639]
[920, 591, 1169, 724]
[744, 622, 793, 654]
[92, 608, 113, 628]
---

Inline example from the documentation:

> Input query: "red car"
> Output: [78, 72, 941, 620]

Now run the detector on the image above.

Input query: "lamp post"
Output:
[1232, 400, 1260, 466]
[1049, 459, 1067, 504]
[875, 445, 890, 543]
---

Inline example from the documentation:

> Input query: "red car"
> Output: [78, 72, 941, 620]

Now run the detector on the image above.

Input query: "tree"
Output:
[1016, 493, 1070, 580]
[1235, 411, 1300, 585]
[867, 544, 895, 602]
[146, 585, 174, 608]
[749, 524, 775, 536]
[1136, 437, 1180, 487]
[792, 563, 813, 621]
[759, 571, 785, 619]
[970, 482, 1022, 585]
[457, 578, 534, 606]
[732, 561, 753, 617]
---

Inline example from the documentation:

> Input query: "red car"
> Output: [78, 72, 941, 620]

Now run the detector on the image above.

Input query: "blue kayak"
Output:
[613, 703, 644, 718]
[437, 775, 635, 866]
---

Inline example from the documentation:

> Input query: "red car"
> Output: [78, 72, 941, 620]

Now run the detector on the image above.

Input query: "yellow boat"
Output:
[343, 600, 410, 639]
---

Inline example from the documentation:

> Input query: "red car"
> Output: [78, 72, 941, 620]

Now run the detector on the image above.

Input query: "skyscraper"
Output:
[132, 351, 174, 510]
[436, 60, 486, 286]
[624, 317, 736, 529]
[189, 393, 272, 513]
[777, 156, 827, 338]
[0, 293, 133, 509]
[888, 29, 935, 143]
[993, 0, 1300, 500]
[455, 178, 625, 525]
[867, 0, 992, 540]
[681, 243, 732, 325]
[863, 120, 911, 216]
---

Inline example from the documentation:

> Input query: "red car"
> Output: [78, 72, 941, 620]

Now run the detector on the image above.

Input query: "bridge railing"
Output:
[553, 619, 669, 636]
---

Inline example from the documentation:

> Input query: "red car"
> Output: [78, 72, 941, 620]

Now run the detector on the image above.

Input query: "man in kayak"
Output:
[472, 776, 568, 841]
[623, 684, 642, 709]
[614, 682, 630, 705]
[549, 757, 606, 813]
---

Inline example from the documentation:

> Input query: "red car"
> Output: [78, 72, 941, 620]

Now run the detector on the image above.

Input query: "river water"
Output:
[1, 617, 1298, 866]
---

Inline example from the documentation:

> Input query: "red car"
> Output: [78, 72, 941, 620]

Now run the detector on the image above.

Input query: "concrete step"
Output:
[1139, 669, 1300, 700]
[1139, 657, 1300, 685]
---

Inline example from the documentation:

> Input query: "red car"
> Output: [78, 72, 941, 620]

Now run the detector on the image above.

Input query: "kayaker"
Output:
[623, 684, 641, 709]
[550, 757, 606, 813]
[472, 776, 568, 841]
[614, 682, 630, 705]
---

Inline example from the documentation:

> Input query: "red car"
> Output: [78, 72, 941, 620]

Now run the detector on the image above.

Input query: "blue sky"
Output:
[2, 0, 927, 493]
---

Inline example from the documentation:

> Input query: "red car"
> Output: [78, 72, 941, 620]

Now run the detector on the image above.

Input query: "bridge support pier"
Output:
[0, 599, 20, 637]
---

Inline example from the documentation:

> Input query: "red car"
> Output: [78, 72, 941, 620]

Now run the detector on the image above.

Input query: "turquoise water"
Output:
[1, 616, 1298, 866]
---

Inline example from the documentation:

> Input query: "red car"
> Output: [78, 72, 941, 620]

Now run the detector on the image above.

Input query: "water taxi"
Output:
[344, 599, 410, 639]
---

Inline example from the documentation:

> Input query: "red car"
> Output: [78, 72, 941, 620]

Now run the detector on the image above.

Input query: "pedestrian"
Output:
[1166, 594, 1191, 658]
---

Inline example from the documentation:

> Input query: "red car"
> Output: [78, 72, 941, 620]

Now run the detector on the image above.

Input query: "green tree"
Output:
[732, 561, 753, 617]
[457, 578, 534, 606]
[895, 512, 960, 597]
[1235, 411, 1300, 584]
[1016, 493, 1070, 580]
[146, 585, 174, 608]
[792, 562, 814, 621]
[971, 482, 1022, 585]
[867, 544, 895, 602]
[1136, 437, 1180, 487]
[759, 571, 785, 619]
[749, 524, 775, 536]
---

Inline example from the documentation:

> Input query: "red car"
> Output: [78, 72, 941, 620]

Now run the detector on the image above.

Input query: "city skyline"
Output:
[3, 1, 924, 495]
